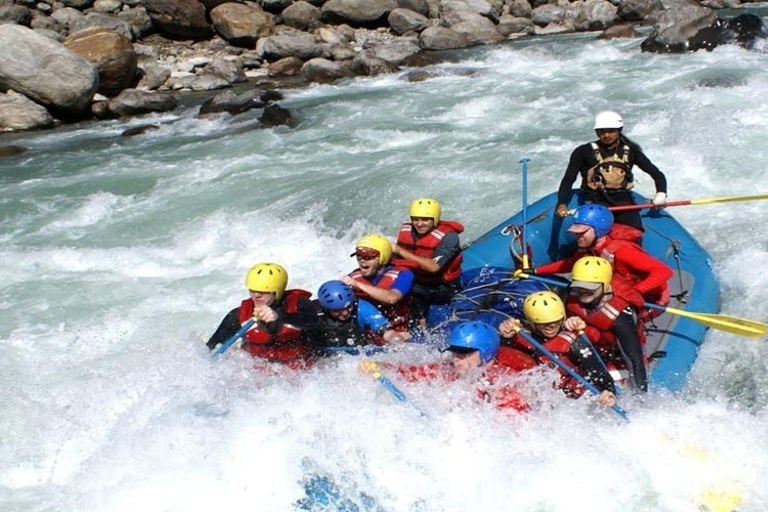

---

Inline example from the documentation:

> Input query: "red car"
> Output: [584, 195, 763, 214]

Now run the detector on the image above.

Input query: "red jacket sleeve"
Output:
[614, 245, 673, 295]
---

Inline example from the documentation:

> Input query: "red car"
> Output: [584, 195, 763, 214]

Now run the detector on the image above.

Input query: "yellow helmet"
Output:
[571, 256, 612, 290]
[409, 198, 441, 224]
[523, 291, 565, 325]
[245, 263, 288, 300]
[353, 234, 392, 265]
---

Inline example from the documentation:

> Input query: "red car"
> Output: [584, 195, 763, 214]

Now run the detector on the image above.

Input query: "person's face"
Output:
[451, 350, 483, 376]
[571, 285, 603, 305]
[595, 128, 620, 147]
[356, 251, 381, 277]
[411, 217, 436, 236]
[328, 306, 353, 321]
[572, 225, 597, 248]
[249, 290, 275, 307]
[534, 320, 562, 339]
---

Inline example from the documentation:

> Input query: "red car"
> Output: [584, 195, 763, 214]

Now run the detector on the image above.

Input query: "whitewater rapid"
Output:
[1, 31, 767, 511]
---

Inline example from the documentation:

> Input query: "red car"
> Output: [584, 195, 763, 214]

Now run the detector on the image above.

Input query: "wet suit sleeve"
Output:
[282, 297, 318, 331]
[557, 143, 593, 205]
[632, 148, 667, 194]
[357, 299, 392, 336]
[206, 307, 240, 350]
[432, 231, 461, 270]
[568, 337, 616, 394]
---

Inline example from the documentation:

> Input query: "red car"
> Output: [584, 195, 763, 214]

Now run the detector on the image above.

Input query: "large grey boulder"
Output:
[398, 0, 430, 17]
[531, 4, 566, 26]
[198, 87, 281, 117]
[300, 57, 354, 83]
[644, 10, 767, 52]
[0, 24, 97, 118]
[321, 0, 398, 27]
[388, 8, 429, 34]
[450, 12, 504, 44]
[575, 0, 618, 31]
[618, 0, 662, 22]
[282, 1, 321, 32]
[640, 0, 716, 52]
[210, 3, 275, 47]
[418, 25, 469, 49]
[144, 0, 212, 40]
[69, 12, 133, 39]
[106, 88, 177, 117]
[257, 26, 324, 61]
[0, 90, 54, 131]
[370, 38, 421, 63]
[0, 5, 32, 25]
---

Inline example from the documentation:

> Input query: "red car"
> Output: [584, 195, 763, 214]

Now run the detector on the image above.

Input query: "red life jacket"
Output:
[593, 228, 671, 307]
[238, 289, 312, 363]
[395, 220, 464, 284]
[349, 267, 411, 331]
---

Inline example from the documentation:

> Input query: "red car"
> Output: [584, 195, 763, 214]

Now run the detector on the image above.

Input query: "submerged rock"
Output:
[0, 145, 30, 157]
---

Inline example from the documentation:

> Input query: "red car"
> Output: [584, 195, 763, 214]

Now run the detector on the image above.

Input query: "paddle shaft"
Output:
[520, 157, 531, 269]
[373, 371, 428, 418]
[609, 194, 768, 212]
[213, 318, 256, 356]
[516, 330, 629, 420]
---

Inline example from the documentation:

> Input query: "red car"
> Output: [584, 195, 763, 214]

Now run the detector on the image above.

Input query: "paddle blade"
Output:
[664, 306, 768, 339]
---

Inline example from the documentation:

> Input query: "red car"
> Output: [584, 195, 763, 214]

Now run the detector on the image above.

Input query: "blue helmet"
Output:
[571, 204, 614, 238]
[318, 280, 356, 310]
[448, 321, 500, 363]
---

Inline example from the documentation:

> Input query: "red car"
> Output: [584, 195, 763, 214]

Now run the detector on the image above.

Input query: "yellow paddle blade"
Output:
[664, 306, 768, 338]
[692, 193, 768, 206]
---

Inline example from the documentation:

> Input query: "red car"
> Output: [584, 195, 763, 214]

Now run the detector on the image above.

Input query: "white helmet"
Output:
[594, 111, 624, 130]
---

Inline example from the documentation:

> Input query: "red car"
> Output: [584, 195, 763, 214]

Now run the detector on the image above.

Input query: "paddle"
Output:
[213, 317, 256, 357]
[577, 330, 621, 397]
[515, 329, 629, 420]
[520, 157, 531, 270]
[519, 273, 768, 339]
[362, 361, 428, 417]
[608, 193, 768, 212]
[644, 303, 768, 339]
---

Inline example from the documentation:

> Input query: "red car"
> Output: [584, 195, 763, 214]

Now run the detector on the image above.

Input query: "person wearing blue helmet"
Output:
[306, 280, 407, 355]
[555, 110, 668, 232]
[528, 204, 672, 310]
[359, 321, 537, 413]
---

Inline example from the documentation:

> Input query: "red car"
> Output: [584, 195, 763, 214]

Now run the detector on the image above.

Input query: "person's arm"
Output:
[206, 308, 240, 350]
[615, 245, 673, 296]
[632, 147, 667, 194]
[358, 300, 410, 342]
[348, 269, 414, 305]
[393, 232, 460, 274]
[556, 144, 591, 214]
[568, 336, 617, 394]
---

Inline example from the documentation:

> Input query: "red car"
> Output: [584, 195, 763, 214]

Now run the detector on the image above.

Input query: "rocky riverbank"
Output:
[1, 0, 766, 135]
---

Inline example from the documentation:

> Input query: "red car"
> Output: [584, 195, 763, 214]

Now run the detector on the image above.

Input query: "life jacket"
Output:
[312, 301, 388, 349]
[593, 230, 671, 307]
[509, 329, 585, 396]
[349, 266, 411, 331]
[238, 289, 312, 363]
[585, 142, 634, 191]
[395, 220, 464, 284]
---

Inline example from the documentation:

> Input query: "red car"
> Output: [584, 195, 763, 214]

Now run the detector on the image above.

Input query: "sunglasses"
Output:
[355, 248, 379, 261]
